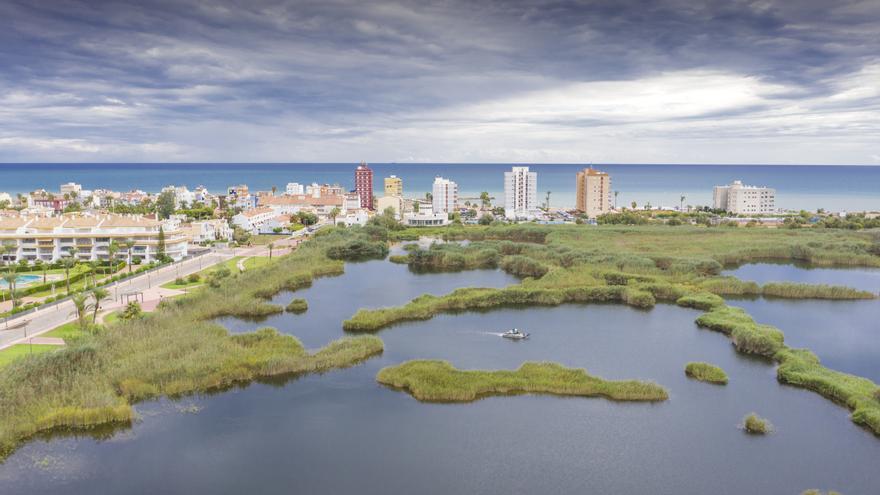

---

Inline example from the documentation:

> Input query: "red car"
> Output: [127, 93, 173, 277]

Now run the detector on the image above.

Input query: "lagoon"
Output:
[2, 259, 879, 494]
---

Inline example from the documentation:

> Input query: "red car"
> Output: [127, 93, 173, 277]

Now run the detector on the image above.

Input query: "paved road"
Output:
[0, 247, 244, 349]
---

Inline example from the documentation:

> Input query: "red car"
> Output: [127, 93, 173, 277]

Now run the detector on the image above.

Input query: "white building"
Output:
[713, 180, 776, 215]
[286, 182, 304, 195]
[503, 166, 538, 219]
[341, 209, 370, 227]
[432, 177, 458, 216]
[0, 214, 188, 263]
[231, 207, 276, 233]
[60, 182, 82, 196]
[189, 219, 232, 243]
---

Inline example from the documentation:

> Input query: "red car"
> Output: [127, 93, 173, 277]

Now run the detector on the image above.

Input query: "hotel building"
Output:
[503, 166, 538, 219]
[713, 180, 776, 215]
[0, 214, 188, 264]
[575, 168, 612, 218]
[432, 177, 458, 215]
[384, 175, 403, 196]
[355, 162, 374, 210]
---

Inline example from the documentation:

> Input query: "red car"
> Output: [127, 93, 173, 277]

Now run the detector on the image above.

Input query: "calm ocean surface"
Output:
[1, 163, 878, 211]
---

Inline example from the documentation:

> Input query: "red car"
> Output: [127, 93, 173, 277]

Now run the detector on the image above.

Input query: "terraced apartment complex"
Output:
[0, 214, 188, 264]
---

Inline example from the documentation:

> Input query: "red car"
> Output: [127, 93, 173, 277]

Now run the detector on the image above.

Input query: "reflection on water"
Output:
[3, 259, 880, 495]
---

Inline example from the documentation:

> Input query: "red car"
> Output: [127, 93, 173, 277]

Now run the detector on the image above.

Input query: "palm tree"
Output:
[268, 242, 275, 259]
[329, 207, 341, 225]
[123, 240, 136, 274]
[35, 259, 47, 284]
[90, 287, 110, 324]
[545, 191, 551, 210]
[631, 201, 637, 210]
[89, 260, 100, 287]
[271, 185, 277, 196]
[614, 191, 619, 209]
[62, 248, 78, 295]
[108, 240, 120, 275]
[70, 293, 93, 333]
[480, 191, 491, 208]
[2, 269, 17, 309]
[680, 195, 686, 212]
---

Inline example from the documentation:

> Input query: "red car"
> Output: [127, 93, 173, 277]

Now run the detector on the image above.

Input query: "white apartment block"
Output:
[0, 214, 188, 264]
[432, 177, 458, 215]
[286, 182, 305, 195]
[713, 180, 776, 215]
[189, 219, 233, 243]
[504, 166, 538, 219]
[231, 207, 275, 233]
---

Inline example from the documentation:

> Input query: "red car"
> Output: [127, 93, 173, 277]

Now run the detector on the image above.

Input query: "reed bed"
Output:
[376, 360, 668, 402]
[685, 362, 729, 385]
[761, 282, 876, 300]
[286, 298, 309, 313]
[343, 285, 653, 332]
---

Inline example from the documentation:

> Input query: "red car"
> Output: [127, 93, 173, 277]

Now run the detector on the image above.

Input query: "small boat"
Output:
[501, 328, 529, 340]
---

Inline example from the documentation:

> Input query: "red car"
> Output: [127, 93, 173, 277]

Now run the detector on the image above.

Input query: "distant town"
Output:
[1, 162, 878, 267]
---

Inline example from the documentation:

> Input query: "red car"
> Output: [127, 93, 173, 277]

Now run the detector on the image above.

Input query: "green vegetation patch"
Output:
[685, 362, 729, 385]
[695, 306, 784, 357]
[286, 298, 308, 314]
[676, 292, 725, 310]
[344, 285, 651, 332]
[776, 348, 880, 435]
[742, 413, 771, 434]
[0, 344, 59, 369]
[377, 360, 668, 402]
[761, 282, 875, 300]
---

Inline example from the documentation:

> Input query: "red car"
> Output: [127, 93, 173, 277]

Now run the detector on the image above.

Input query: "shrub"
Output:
[286, 298, 308, 314]
[676, 293, 725, 310]
[326, 239, 389, 261]
[388, 254, 410, 264]
[499, 255, 549, 278]
[685, 362, 728, 385]
[174, 277, 185, 285]
[187, 273, 201, 283]
[742, 413, 771, 434]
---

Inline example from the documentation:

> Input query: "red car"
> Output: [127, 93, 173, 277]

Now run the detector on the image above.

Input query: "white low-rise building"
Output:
[341, 209, 370, 227]
[0, 214, 188, 264]
[713, 180, 776, 215]
[231, 207, 275, 233]
[286, 182, 304, 195]
[189, 219, 232, 243]
[403, 212, 449, 227]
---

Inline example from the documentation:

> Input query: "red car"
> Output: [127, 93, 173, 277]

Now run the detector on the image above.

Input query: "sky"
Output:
[1, 0, 879, 164]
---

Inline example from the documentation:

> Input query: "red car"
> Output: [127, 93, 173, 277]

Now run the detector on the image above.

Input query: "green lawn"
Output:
[243, 256, 275, 270]
[249, 234, 286, 246]
[160, 257, 243, 289]
[42, 321, 85, 340]
[0, 344, 59, 368]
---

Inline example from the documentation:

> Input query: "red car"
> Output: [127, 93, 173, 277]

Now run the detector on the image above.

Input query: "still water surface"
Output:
[2, 260, 879, 494]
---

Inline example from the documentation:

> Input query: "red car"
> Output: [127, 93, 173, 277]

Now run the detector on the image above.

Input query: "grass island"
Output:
[377, 360, 668, 402]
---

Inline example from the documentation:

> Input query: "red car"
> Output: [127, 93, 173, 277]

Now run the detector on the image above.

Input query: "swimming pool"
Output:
[0, 275, 42, 289]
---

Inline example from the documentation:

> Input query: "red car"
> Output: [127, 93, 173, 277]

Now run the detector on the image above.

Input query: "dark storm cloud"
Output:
[0, 0, 878, 162]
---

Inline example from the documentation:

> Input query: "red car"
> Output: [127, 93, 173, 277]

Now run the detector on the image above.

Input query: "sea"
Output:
[1, 163, 878, 211]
